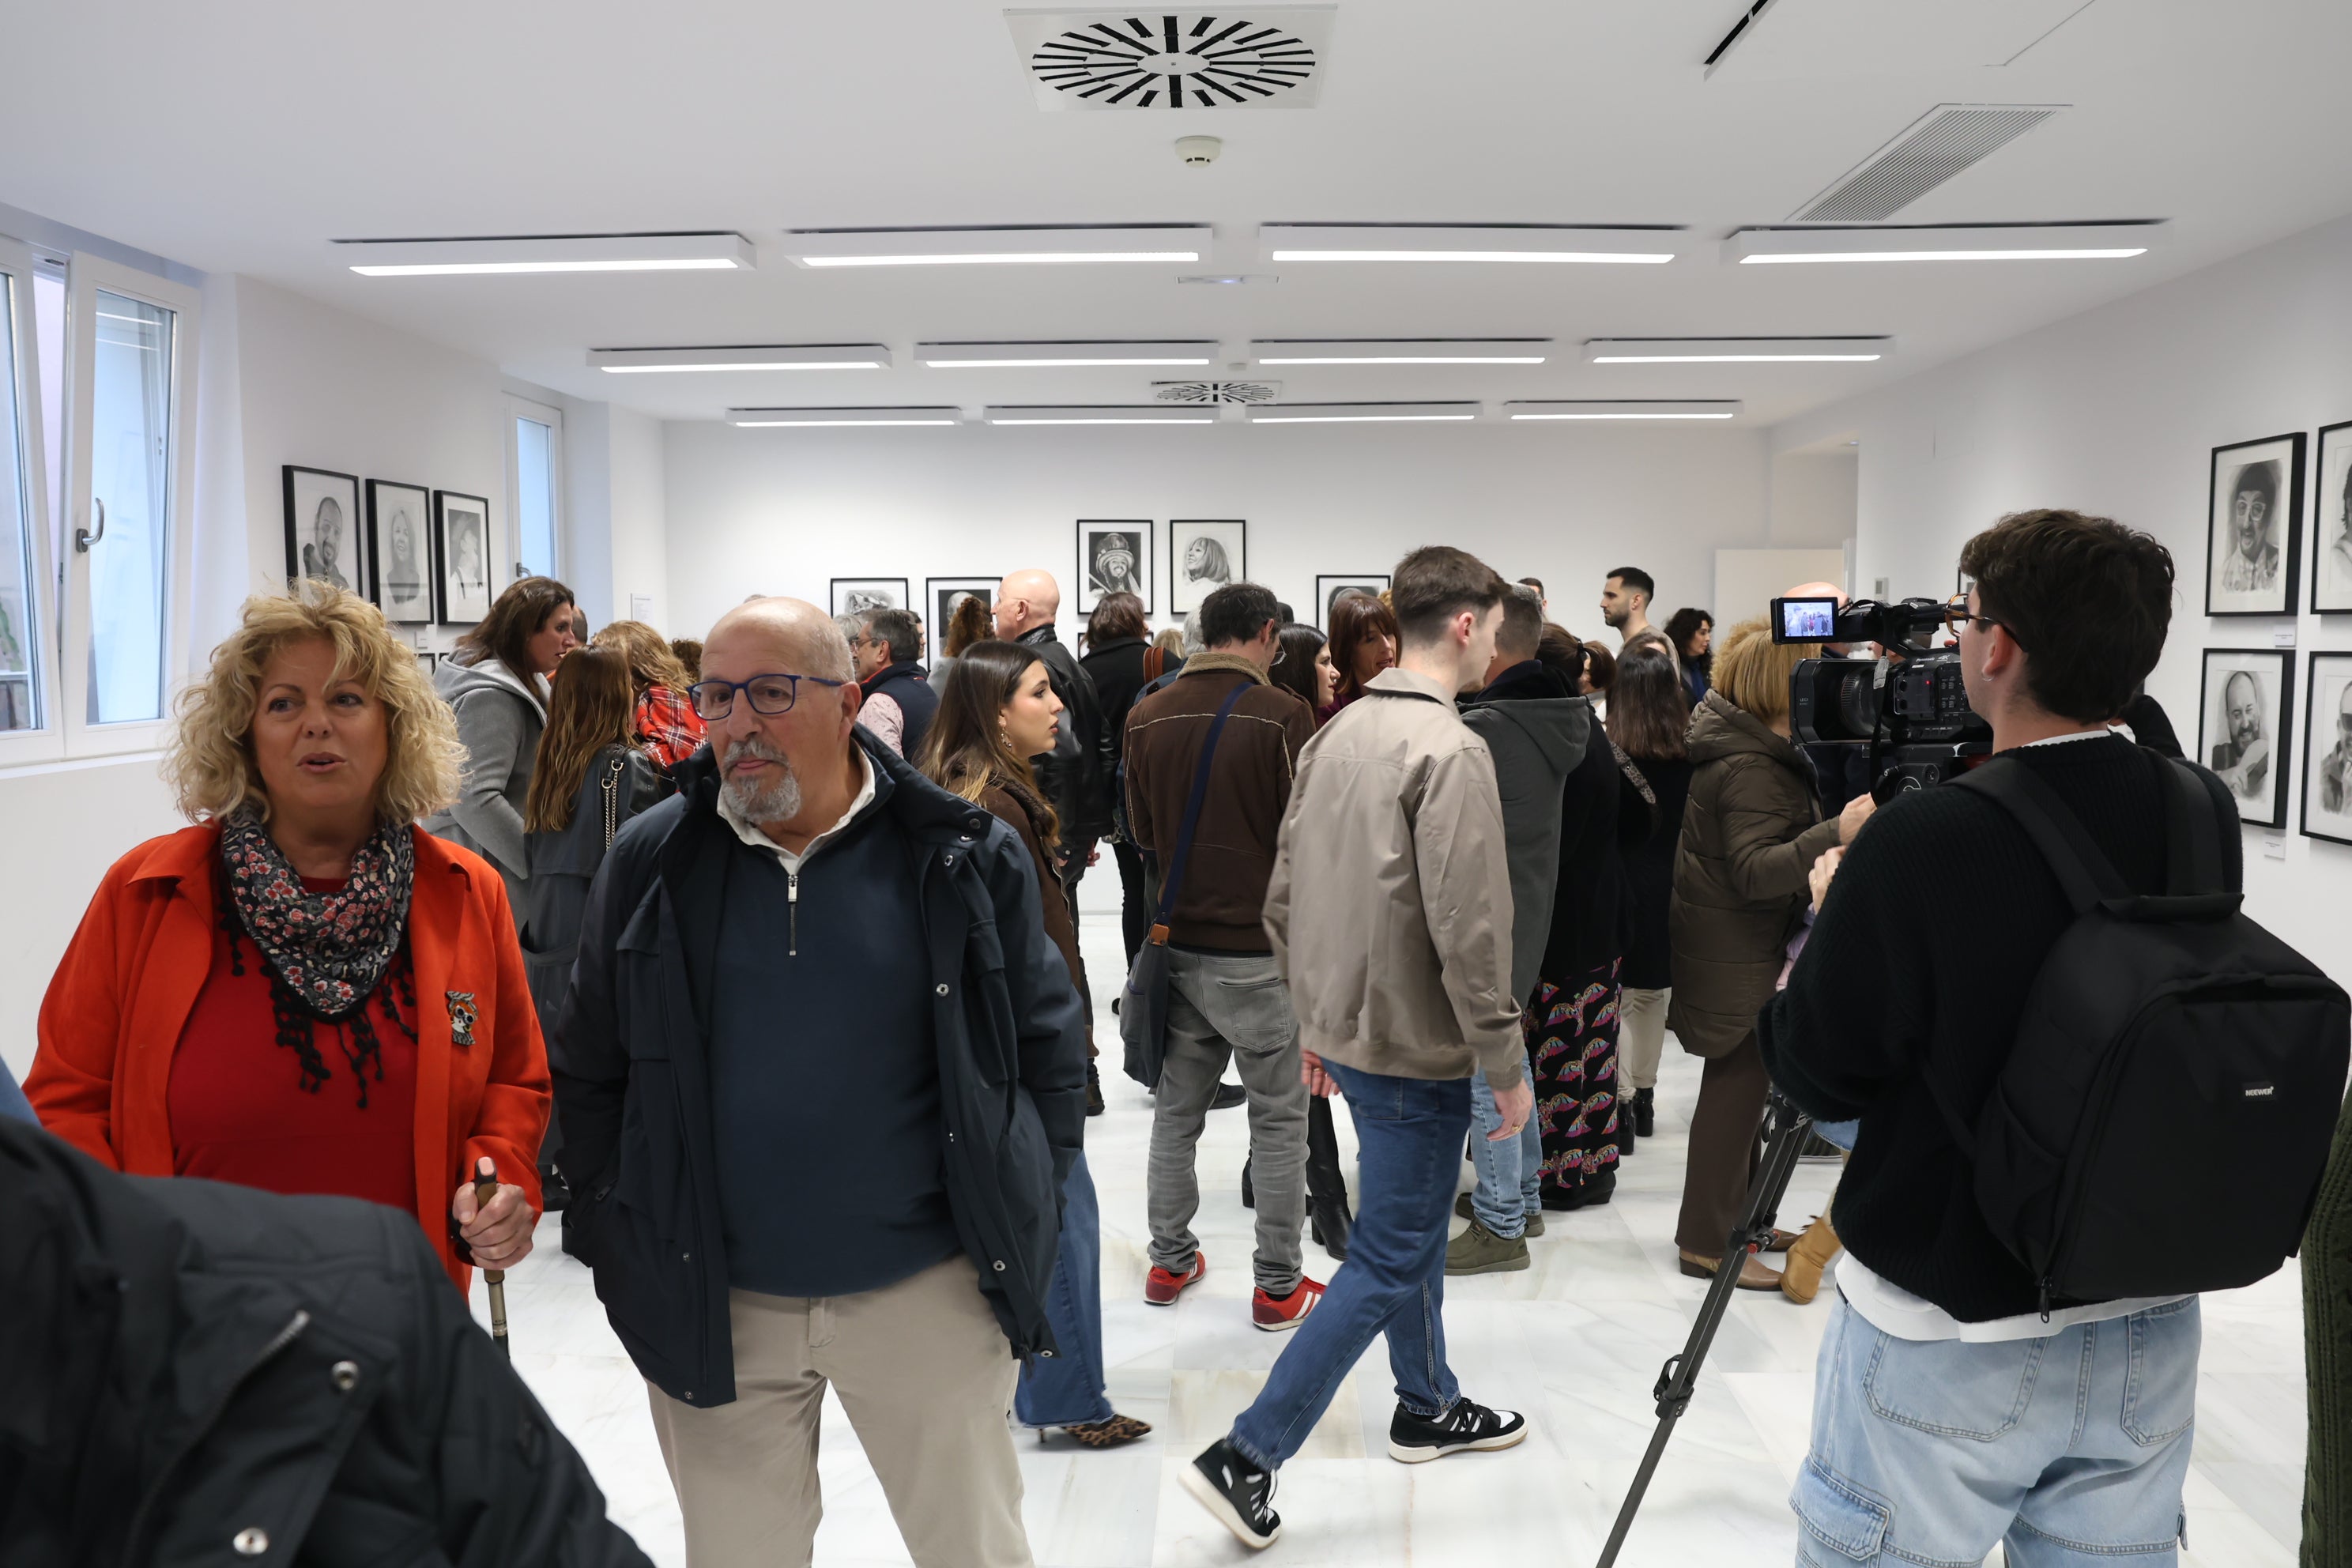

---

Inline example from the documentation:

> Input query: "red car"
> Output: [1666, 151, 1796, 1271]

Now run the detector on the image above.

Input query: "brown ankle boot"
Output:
[1678, 1250, 1781, 1291]
[1779, 1211, 1842, 1304]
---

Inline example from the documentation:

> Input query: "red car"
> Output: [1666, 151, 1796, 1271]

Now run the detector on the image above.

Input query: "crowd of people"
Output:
[5, 513, 2343, 1568]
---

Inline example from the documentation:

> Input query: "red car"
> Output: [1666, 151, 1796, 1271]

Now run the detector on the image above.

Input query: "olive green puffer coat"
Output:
[1665, 690, 1841, 1059]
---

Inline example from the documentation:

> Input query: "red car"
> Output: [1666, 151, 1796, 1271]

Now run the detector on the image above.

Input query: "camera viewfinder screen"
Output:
[1773, 596, 1838, 643]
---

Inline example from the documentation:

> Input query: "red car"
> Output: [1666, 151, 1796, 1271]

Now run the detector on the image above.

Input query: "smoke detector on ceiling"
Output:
[1006, 8, 1335, 111]
[1154, 379, 1282, 404]
[1177, 134, 1223, 165]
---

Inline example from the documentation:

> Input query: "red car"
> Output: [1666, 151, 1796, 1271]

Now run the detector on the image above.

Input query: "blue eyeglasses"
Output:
[686, 673, 848, 721]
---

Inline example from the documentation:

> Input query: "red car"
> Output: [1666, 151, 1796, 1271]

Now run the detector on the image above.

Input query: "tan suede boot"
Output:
[1779, 1210, 1841, 1304]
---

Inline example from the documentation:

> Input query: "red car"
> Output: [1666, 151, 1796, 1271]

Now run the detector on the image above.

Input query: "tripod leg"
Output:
[1595, 1092, 1813, 1568]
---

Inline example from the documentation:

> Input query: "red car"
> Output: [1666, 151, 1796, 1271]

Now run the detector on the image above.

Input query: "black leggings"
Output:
[1112, 839, 1151, 968]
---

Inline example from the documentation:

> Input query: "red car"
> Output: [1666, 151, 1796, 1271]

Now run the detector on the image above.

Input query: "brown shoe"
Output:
[1780, 1212, 1842, 1304]
[1058, 1413, 1153, 1449]
[1678, 1250, 1781, 1291]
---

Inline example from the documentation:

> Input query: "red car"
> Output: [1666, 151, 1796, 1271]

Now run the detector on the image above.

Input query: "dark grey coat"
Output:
[1460, 663, 1593, 1004]
[519, 744, 672, 1029]
[422, 657, 547, 905]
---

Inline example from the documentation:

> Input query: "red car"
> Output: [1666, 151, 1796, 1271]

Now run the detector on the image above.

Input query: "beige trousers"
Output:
[646, 1256, 1033, 1568]
[1619, 986, 1670, 1090]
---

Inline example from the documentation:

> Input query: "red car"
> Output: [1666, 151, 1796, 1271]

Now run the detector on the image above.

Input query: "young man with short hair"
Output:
[1600, 567, 1655, 644]
[1763, 510, 2226, 1567]
[1182, 547, 1533, 1551]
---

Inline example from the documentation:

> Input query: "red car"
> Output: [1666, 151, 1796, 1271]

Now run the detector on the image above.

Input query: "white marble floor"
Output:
[477, 876, 2309, 1566]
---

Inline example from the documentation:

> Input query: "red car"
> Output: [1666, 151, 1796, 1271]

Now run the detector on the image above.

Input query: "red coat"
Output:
[26, 822, 550, 1294]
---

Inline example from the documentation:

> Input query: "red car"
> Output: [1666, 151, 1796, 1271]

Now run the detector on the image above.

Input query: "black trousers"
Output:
[1111, 839, 1151, 967]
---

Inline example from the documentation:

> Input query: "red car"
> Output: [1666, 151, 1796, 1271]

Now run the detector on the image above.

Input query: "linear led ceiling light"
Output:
[727, 406, 963, 427]
[337, 232, 755, 276]
[591, 344, 889, 373]
[1248, 401, 1483, 424]
[787, 224, 1209, 268]
[1259, 224, 1679, 265]
[982, 404, 1216, 425]
[1725, 222, 2166, 265]
[1253, 338, 1551, 365]
[918, 340, 1219, 368]
[1506, 400, 1742, 420]
[1582, 337, 1890, 364]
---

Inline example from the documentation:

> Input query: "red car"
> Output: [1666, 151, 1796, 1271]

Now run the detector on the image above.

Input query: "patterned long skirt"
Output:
[1530, 958, 1626, 1201]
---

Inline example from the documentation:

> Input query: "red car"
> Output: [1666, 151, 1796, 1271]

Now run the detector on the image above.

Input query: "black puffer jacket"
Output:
[0, 1117, 646, 1568]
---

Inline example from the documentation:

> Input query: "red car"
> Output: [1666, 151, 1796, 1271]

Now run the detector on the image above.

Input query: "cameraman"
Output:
[1760, 509, 2228, 1566]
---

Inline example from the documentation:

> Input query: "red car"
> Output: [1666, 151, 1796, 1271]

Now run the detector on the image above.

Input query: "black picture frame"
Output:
[2205, 432, 2304, 617]
[1316, 574, 1390, 629]
[365, 479, 434, 625]
[1169, 519, 1246, 616]
[1076, 520, 1152, 614]
[831, 579, 909, 618]
[282, 466, 364, 597]
[2301, 650, 2352, 845]
[2312, 421, 2352, 614]
[2198, 647, 2293, 828]
[432, 490, 496, 627]
[925, 576, 1000, 663]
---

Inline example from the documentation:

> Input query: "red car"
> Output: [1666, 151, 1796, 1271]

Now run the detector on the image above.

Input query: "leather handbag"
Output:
[1120, 683, 1252, 1089]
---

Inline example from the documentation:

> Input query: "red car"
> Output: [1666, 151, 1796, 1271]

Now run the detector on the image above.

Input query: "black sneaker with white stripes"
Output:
[1182, 1438, 1282, 1550]
[1388, 1396, 1528, 1463]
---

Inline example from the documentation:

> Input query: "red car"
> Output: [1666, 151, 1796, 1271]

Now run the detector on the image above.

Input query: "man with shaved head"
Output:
[552, 596, 1086, 1567]
[995, 570, 1114, 900]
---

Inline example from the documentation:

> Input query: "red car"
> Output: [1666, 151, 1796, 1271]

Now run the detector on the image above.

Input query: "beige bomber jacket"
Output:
[1263, 667, 1526, 1089]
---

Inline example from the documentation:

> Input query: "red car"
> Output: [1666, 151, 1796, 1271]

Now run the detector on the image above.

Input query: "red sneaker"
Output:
[1252, 1276, 1325, 1332]
[1145, 1251, 1207, 1306]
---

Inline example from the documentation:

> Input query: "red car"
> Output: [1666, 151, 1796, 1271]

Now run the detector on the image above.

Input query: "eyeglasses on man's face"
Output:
[686, 673, 847, 721]
[1940, 594, 2026, 650]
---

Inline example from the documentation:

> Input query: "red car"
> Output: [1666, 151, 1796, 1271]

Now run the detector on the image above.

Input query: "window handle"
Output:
[75, 497, 105, 553]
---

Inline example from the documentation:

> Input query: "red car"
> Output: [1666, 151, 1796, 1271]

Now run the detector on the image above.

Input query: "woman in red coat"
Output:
[27, 582, 549, 1292]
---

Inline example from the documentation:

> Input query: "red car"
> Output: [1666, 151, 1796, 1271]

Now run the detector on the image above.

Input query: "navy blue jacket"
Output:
[549, 731, 1088, 1407]
[862, 661, 940, 760]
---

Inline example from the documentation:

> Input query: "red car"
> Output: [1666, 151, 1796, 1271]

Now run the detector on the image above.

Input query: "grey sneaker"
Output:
[1445, 1218, 1530, 1276]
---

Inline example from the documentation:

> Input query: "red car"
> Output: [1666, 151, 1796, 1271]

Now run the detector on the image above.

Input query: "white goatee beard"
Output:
[720, 741, 803, 824]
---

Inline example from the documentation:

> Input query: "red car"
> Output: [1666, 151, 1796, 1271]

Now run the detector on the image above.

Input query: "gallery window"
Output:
[0, 236, 200, 768]
[507, 395, 561, 583]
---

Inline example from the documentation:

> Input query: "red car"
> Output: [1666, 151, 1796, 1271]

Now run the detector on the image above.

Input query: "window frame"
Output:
[58, 252, 201, 760]
[503, 393, 564, 585]
[0, 235, 61, 768]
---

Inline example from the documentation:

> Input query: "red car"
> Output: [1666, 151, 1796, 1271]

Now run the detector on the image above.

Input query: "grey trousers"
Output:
[1148, 948, 1310, 1294]
[1620, 986, 1669, 1091]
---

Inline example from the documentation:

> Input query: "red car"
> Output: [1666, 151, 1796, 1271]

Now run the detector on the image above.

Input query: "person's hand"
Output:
[1488, 1078, 1535, 1143]
[1809, 845, 1846, 914]
[452, 1156, 534, 1270]
[1087, 846, 1102, 868]
[1837, 790, 1877, 845]
[1300, 1049, 1339, 1099]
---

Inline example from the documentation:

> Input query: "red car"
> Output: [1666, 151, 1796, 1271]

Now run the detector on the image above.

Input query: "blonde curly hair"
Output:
[165, 581, 465, 825]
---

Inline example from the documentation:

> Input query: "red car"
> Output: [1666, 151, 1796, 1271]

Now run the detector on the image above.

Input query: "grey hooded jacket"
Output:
[1460, 661, 1594, 1005]
[421, 656, 547, 900]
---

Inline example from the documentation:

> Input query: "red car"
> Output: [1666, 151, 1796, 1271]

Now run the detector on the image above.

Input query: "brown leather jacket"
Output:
[978, 780, 1092, 1054]
[1121, 654, 1316, 951]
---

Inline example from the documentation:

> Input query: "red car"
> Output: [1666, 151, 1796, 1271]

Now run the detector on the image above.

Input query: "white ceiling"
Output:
[6, 0, 2352, 426]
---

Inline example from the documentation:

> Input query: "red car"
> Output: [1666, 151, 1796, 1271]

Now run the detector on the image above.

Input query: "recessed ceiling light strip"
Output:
[1506, 400, 1742, 420]
[592, 345, 889, 373]
[728, 406, 963, 427]
[1260, 224, 1679, 264]
[919, 340, 1219, 368]
[787, 224, 1210, 268]
[337, 232, 756, 276]
[1253, 338, 1551, 365]
[1725, 222, 2164, 265]
[1248, 401, 1483, 424]
[1582, 337, 1890, 364]
[982, 404, 1216, 425]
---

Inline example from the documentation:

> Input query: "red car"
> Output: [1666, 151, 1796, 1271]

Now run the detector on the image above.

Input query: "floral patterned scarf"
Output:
[217, 812, 417, 1103]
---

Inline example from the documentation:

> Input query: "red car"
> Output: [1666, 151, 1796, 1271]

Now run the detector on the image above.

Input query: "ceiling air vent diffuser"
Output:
[1007, 8, 1333, 110]
[1154, 380, 1282, 404]
[1792, 104, 2064, 223]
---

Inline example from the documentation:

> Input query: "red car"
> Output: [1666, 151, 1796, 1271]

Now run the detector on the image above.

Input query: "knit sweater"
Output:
[1758, 733, 2240, 1321]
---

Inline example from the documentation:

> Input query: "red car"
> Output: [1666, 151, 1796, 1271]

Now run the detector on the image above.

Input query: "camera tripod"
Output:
[1595, 1088, 1815, 1568]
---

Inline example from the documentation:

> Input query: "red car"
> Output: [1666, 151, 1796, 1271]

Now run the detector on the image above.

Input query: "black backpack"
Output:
[1946, 752, 2350, 1313]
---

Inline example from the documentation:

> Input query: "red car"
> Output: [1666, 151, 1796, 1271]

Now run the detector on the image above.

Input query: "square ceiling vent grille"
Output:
[1006, 7, 1334, 110]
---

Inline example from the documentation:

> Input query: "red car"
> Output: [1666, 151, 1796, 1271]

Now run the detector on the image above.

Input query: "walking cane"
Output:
[471, 1161, 512, 1361]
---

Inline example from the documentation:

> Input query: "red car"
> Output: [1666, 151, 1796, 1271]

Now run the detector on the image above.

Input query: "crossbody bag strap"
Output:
[1611, 740, 1657, 807]
[1147, 683, 1253, 945]
[601, 754, 627, 849]
[1948, 755, 2128, 917]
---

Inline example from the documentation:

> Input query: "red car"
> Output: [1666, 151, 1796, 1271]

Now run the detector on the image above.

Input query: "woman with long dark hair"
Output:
[1321, 592, 1397, 721]
[1267, 622, 1335, 714]
[1663, 607, 1713, 707]
[1606, 645, 1695, 1144]
[1080, 592, 1155, 971]
[921, 639, 1148, 1450]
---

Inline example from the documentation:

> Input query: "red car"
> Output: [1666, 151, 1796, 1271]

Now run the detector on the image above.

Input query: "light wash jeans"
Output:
[1794, 1295, 2199, 1566]
[1014, 1152, 1113, 1429]
[1468, 1061, 1543, 1238]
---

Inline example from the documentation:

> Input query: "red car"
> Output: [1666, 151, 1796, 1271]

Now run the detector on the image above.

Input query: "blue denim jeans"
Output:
[1228, 1061, 1468, 1471]
[1795, 1295, 2199, 1566]
[1014, 1151, 1114, 1428]
[1468, 1062, 1542, 1238]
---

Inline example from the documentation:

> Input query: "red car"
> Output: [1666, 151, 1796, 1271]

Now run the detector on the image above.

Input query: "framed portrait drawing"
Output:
[1169, 519, 1246, 616]
[2312, 422, 2352, 613]
[2199, 647, 2293, 828]
[2205, 433, 2304, 617]
[1316, 574, 1390, 629]
[282, 466, 364, 597]
[432, 490, 496, 626]
[831, 578, 907, 618]
[1076, 520, 1151, 614]
[2302, 651, 2352, 845]
[365, 480, 434, 625]
[926, 576, 999, 663]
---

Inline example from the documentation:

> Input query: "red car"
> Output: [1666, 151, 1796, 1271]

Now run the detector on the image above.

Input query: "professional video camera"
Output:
[1768, 594, 1992, 793]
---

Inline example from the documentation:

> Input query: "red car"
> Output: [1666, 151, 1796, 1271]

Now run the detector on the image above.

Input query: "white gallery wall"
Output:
[1773, 210, 2352, 984]
[661, 420, 1795, 646]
